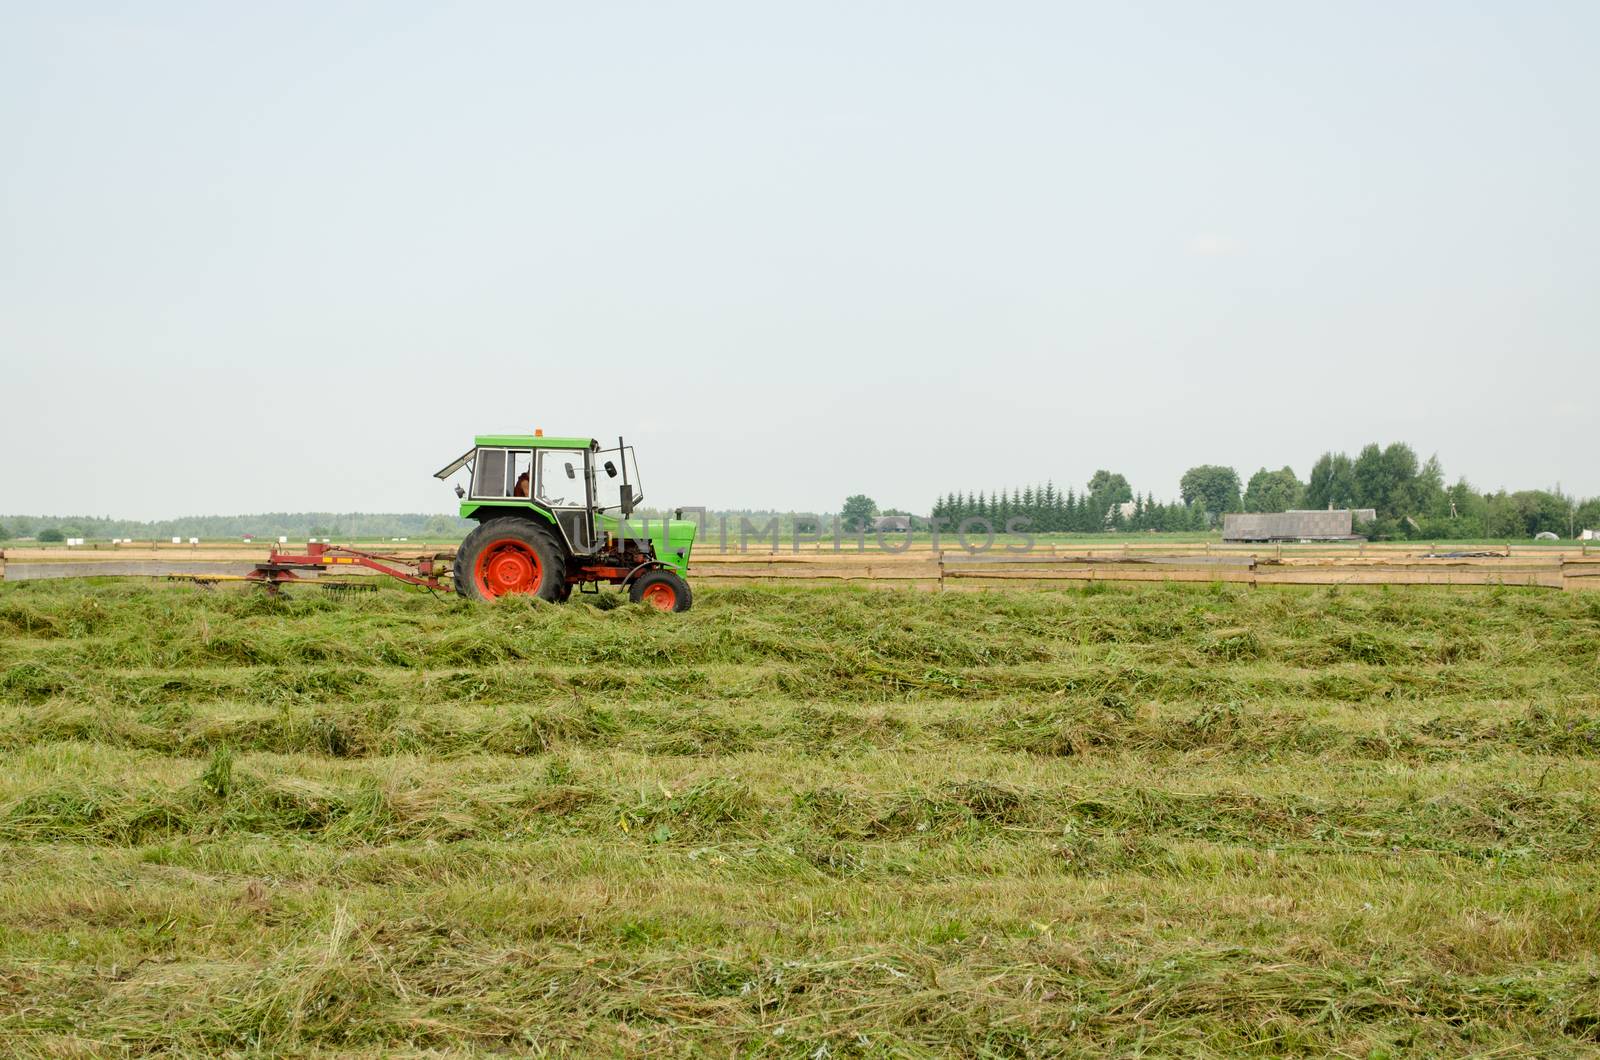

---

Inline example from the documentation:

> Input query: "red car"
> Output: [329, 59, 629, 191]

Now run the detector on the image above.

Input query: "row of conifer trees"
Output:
[930, 486, 1209, 533]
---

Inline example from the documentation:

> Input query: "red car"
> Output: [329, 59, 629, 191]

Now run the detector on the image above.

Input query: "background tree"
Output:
[1305, 452, 1357, 510]
[930, 480, 1194, 535]
[1086, 471, 1132, 505]
[1486, 490, 1571, 538]
[424, 514, 463, 537]
[37, 528, 65, 543]
[1386, 443, 1423, 510]
[0, 521, 9, 541]
[1415, 455, 1448, 516]
[1350, 444, 1390, 512]
[1085, 471, 1132, 528]
[1179, 465, 1241, 519]
[1242, 466, 1305, 512]
[1350, 442, 1421, 517]
[1575, 497, 1600, 534]
[1308, 443, 1441, 521]
[840, 494, 877, 532]
[925, 443, 1596, 541]
[1407, 476, 1491, 538]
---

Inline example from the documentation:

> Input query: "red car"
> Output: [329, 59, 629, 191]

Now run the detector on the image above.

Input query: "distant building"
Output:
[871, 515, 911, 533]
[1222, 509, 1370, 543]
[1580, 529, 1599, 541]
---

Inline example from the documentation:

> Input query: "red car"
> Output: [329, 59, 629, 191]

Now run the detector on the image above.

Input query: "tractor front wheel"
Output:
[454, 518, 566, 602]
[629, 569, 693, 612]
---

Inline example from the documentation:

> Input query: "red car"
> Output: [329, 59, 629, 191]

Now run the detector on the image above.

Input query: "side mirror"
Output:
[564, 462, 576, 480]
[604, 460, 618, 478]
[620, 484, 635, 517]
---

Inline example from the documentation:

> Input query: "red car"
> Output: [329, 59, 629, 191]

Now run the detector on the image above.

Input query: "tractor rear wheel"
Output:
[454, 517, 566, 602]
[629, 569, 693, 612]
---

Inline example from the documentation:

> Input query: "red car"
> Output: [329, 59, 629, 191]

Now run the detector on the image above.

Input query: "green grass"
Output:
[1, 579, 1598, 1055]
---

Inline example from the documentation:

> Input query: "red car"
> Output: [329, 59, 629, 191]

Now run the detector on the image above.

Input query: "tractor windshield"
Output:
[534, 449, 587, 508]
[593, 446, 642, 511]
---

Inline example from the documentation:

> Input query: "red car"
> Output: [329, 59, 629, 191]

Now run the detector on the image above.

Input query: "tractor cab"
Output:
[433, 432, 695, 609]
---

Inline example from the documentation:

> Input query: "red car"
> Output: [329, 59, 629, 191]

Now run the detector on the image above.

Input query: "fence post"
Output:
[938, 549, 946, 592]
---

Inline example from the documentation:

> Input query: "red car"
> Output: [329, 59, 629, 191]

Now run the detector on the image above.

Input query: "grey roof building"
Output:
[1222, 509, 1374, 542]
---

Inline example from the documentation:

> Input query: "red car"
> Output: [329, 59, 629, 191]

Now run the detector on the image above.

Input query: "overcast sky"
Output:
[2, 2, 1595, 521]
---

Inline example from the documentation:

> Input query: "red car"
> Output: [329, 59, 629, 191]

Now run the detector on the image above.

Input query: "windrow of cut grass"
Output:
[4, 582, 1596, 711]
[3, 742, 1595, 864]
[1, 578, 1598, 1055]
[3, 691, 1598, 765]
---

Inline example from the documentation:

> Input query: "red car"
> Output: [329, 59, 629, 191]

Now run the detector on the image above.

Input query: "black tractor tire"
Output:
[629, 569, 693, 612]
[454, 517, 567, 602]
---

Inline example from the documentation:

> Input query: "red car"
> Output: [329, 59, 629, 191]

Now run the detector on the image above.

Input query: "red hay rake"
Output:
[245, 542, 453, 594]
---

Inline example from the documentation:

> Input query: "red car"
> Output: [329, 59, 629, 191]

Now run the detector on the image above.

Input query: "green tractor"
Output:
[435, 433, 697, 611]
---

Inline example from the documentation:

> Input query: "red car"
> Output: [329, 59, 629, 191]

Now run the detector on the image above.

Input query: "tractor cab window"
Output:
[471, 449, 531, 499]
[536, 449, 588, 509]
[593, 446, 642, 511]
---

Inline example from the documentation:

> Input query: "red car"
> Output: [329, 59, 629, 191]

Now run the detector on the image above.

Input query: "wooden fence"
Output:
[4, 541, 1598, 592]
[689, 550, 1599, 592]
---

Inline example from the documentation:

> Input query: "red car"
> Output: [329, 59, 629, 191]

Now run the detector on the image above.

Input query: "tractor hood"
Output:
[596, 513, 697, 576]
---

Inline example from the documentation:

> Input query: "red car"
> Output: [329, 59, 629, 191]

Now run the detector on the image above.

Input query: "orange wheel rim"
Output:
[641, 582, 676, 610]
[474, 539, 542, 597]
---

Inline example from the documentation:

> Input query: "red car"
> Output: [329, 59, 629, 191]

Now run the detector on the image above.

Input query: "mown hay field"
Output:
[1, 580, 1598, 1056]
